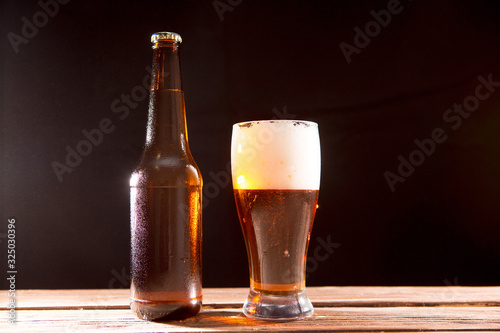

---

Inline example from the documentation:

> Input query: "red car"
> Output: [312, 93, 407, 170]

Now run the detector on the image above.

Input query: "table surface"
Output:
[1, 286, 500, 332]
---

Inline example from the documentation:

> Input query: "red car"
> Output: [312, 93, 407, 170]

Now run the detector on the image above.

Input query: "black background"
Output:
[1, 0, 500, 290]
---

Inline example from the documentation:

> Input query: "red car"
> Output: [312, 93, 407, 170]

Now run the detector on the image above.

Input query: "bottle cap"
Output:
[151, 32, 182, 44]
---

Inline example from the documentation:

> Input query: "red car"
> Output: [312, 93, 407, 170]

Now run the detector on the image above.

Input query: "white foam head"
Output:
[231, 120, 321, 190]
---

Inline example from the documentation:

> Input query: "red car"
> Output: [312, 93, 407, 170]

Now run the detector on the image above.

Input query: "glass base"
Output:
[243, 289, 314, 321]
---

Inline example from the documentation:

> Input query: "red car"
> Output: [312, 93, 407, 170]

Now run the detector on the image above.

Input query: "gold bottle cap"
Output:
[151, 32, 182, 44]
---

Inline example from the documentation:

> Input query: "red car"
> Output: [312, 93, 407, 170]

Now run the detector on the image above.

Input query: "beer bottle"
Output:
[130, 32, 203, 321]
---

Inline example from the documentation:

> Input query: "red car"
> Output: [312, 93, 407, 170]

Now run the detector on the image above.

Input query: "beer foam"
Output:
[231, 120, 321, 190]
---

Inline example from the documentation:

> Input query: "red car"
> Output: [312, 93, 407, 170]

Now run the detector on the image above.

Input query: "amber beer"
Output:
[130, 32, 202, 321]
[234, 189, 318, 294]
[231, 120, 321, 320]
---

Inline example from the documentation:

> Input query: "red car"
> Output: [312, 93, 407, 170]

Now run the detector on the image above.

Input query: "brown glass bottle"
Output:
[130, 32, 202, 321]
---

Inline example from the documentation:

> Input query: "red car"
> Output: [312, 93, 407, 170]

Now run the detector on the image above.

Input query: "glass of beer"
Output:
[231, 120, 320, 321]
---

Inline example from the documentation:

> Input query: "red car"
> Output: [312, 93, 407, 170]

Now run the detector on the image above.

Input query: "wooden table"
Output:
[2, 287, 500, 332]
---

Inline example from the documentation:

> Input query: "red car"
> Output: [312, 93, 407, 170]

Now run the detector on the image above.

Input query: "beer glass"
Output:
[231, 120, 320, 321]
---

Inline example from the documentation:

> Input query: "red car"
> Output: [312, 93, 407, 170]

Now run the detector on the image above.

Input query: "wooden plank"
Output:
[309, 286, 500, 307]
[5, 306, 500, 332]
[2, 289, 131, 310]
[1, 287, 500, 310]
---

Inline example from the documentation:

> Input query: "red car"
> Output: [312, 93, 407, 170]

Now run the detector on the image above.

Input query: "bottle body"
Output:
[130, 179, 202, 320]
[130, 33, 202, 321]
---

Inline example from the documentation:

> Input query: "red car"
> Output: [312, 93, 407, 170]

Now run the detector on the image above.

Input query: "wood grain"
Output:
[2, 287, 500, 332]
[2, 286, 499, 309]
[6, 307, 500, 332]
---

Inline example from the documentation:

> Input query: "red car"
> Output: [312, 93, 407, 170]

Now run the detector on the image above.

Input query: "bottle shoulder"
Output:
[130, 155, 202, 187]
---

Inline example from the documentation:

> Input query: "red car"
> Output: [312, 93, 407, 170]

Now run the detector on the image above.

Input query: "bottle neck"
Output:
[151, 41, 182, 91]
[145, 41, 189, 154]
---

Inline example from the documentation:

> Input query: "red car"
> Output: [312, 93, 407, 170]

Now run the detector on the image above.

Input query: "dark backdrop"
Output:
[1, 0, 500, 290]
